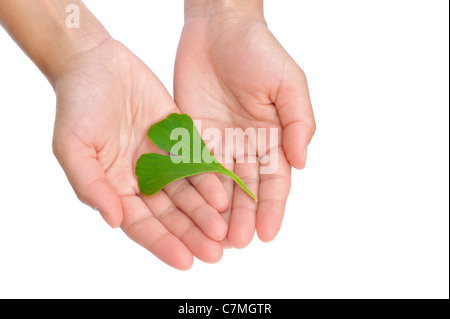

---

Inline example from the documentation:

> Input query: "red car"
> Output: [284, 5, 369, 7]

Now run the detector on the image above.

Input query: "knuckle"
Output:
[170, 181, 190, 198]
[52, 135, 71, 161]
[76, 193, 88, 205]
[297, 67, 307, 82]
[52, 137, 61, 158]
[74, 185, 90, 205]
[310, 118, 317, 135]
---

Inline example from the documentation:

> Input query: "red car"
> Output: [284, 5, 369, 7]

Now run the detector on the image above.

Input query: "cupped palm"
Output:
[175, 18, 316, 247]
[53, 39, 228, 269]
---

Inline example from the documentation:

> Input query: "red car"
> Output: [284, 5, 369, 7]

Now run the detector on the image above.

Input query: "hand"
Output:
[174, 4, 316, 248]
[53, 39, 229, 269]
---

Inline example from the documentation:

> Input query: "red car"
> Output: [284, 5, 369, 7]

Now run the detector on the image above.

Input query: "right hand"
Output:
[174, 4, 316, 248]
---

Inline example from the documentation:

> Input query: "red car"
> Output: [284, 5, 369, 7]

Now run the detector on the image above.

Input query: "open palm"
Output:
[175, 17, 316, 248]
[53, 39, 228, 269]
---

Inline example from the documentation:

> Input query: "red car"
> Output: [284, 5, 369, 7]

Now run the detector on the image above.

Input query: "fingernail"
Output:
[301, 148, 308, 169]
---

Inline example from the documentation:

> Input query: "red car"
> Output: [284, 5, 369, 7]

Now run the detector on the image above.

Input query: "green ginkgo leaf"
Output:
[136, 113, 257, 201]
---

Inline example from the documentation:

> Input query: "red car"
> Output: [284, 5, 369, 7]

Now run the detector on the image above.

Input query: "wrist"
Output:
[184, 0, 265, 23]
[34, 2, 112, 85]
[47, 26, 111, 85]
[0, 0, 111, 86]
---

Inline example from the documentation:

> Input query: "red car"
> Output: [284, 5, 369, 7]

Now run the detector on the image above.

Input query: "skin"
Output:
[53, 39, 229, 269]
[0, 0, 229, 270]
[0, 0, 316, 267]
[175, 0, 316, 248]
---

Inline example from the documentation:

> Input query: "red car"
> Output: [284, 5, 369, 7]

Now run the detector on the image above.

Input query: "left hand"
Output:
[53, 39, 227, 269]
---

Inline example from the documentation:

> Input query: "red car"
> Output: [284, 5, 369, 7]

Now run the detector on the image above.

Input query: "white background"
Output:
[0, 0, 448, 299]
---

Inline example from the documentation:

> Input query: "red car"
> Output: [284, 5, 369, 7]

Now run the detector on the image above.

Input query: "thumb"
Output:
[275, 67, 316, 169]
[53, 139, 123, 228]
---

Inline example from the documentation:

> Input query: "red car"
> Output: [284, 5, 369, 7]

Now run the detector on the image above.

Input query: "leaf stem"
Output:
[217, 166, 258, 202]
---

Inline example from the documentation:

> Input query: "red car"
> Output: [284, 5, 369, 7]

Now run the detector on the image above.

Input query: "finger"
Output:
[163, 179, 228, 241]
[216, 161, 235, 249]
[256, 148, 291, 242]
[141, 191, 223, 264]
[188, 173, 229, 213]
[275, 66, 316, 169]
[54, 140, 123, 228]
[228, 159, 260, 248]
[120, 195, 193, 270]
[220, 236, 233, 249]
